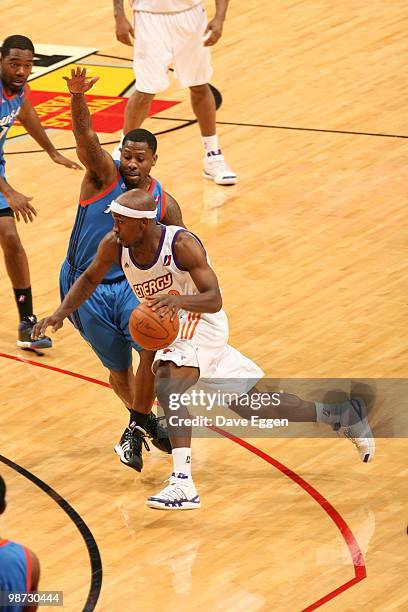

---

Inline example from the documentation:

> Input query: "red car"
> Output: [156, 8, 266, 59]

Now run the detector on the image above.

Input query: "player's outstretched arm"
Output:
[63, 67, 116, 182]
[161, 192, 186, 228]
[148, 233, 222, 319]
[18, 97, 81, 169]
[31, 232, 119, 339]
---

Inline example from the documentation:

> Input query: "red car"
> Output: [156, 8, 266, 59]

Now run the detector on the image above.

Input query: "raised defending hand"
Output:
[147, 294, 181, 321]
[203, 16, 224, 46]
[63, 67, 100, 94]
[115, 15, 135, 46]
[31, 314, 65, 340]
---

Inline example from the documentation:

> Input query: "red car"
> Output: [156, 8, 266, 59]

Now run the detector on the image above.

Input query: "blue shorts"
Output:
[60, 260, 141, 371]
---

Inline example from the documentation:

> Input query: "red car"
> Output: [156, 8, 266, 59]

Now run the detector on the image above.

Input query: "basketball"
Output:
[129, 302, 179, 351]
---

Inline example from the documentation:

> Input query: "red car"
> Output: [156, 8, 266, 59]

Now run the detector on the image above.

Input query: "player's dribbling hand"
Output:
[204, 16, 224, 46]
[31, 315, 64, 340]
[6, 189, 37, 223]
[147, 294, 181, 321]
[115, 15, 135, 46]
[63, 67, 100, 94]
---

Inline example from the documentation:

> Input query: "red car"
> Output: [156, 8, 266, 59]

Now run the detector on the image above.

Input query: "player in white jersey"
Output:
[33, 189, 375, 511]
[112, 0, 237, 185]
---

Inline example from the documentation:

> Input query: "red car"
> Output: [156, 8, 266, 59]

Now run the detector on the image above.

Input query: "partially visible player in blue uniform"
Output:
[59, 67, 185, 465]
[0, 475, 40, 612]
[0, 35, 81, 350]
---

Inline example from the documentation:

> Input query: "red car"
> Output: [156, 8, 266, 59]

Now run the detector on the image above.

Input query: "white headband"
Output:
[105, 199, 157, 219]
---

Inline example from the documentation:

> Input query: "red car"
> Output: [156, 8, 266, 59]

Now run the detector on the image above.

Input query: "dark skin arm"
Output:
[148, 232, 222, 319]
[204, 0, 230, 46]
[31, 232, 119, 338]
[161, 192, 186, 228]
[63, 67, 117, 200]
[113, 0, 134, 46]
[23, 549, 40, 612]
[0, 175, 36, 223]
[18, 97, 81, 169]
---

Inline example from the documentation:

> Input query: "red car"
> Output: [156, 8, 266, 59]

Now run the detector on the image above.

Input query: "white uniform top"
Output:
[120, 224, 226, 331]
[120, 224, 264, 387]
[130, 0, 202, 13]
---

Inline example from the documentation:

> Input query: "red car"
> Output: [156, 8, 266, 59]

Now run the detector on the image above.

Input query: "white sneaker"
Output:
[147, 473, 201, 510]
[203, 153, 237, 185]
[340, 398, 375, 463]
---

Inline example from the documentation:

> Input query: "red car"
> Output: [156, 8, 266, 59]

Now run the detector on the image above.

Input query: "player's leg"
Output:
[220, 344, 375, 464]
[109, 367, 135, 407]
[0, 209, 52, 349]
[60, 267, 157, 467]
[231, 386, 374, 462]
[146, 360, 201, 510]
[113, 280, 172, 460]
[112, 10, 172, 159]
[172, 5, 237, 184]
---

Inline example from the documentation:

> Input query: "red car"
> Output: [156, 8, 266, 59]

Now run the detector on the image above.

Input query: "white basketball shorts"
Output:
[153, 311, 264, 396]
[133, 3, 213, 93]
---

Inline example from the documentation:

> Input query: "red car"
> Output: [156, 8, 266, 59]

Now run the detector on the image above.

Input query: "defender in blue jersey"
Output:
[57, 67, 185, 464]
[0, 35, 81, 351]
[0, 476, 40, 611]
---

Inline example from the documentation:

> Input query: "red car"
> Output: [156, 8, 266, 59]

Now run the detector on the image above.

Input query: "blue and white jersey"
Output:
[0, 80, 25, 176]
[0, 539, 30, 612]
[65, 160, 168, 283]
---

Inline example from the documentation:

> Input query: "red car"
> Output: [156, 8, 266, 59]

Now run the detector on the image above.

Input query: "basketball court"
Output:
[0, 1, 407, 610]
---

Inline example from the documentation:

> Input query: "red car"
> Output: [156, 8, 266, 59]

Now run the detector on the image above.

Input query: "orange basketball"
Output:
[129, 302, 179, 351]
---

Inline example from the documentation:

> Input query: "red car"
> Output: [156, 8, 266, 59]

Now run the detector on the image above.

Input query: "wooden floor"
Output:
[1, 1, 407, 610]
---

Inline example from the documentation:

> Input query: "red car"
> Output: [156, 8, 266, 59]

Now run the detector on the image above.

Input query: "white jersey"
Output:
[130, 0, 202, 13]
[120, 224, 227, 335]
[120, 224, 264, 385]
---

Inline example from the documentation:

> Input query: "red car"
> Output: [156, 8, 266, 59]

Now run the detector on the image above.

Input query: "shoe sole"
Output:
[114, 444, 143, 472]
[17, 340, 52, 349]
[203, 171, 237, 186]
[146, 500, 201, 510]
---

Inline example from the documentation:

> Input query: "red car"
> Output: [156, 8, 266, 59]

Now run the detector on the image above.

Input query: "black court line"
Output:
[94, 52, 133, 62]
[4, 119, 198, 154]
[7, 118, 406, 155]
[216, 121, 408, 139]
[119, 78, 135, 97]
[0, 454, 102, 612]
[151, 117, 408, 139]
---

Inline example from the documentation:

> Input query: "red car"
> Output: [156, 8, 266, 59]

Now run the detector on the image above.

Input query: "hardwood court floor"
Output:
[1, 1, 407, 610]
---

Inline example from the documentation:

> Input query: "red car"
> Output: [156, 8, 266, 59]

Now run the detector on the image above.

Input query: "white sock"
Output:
[172, 447, 192, 478]
[315, 401, 342, 430]
[316, 400, 350, 429]
[202, 134, 220, 155]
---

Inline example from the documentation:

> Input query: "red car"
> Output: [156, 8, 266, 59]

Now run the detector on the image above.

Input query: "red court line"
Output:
[1, 352, 366, 609]
[209, 425, 366, 610]
[0, 352, 110, 388]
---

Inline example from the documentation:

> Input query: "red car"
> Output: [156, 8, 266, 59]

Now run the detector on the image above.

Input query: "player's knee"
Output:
[190, 83, 209, 99]
[109, 368, 131, 388]
[133, 90, 155, 105]
[0, 229, 24, 256]
[155, 365, 177, 408]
